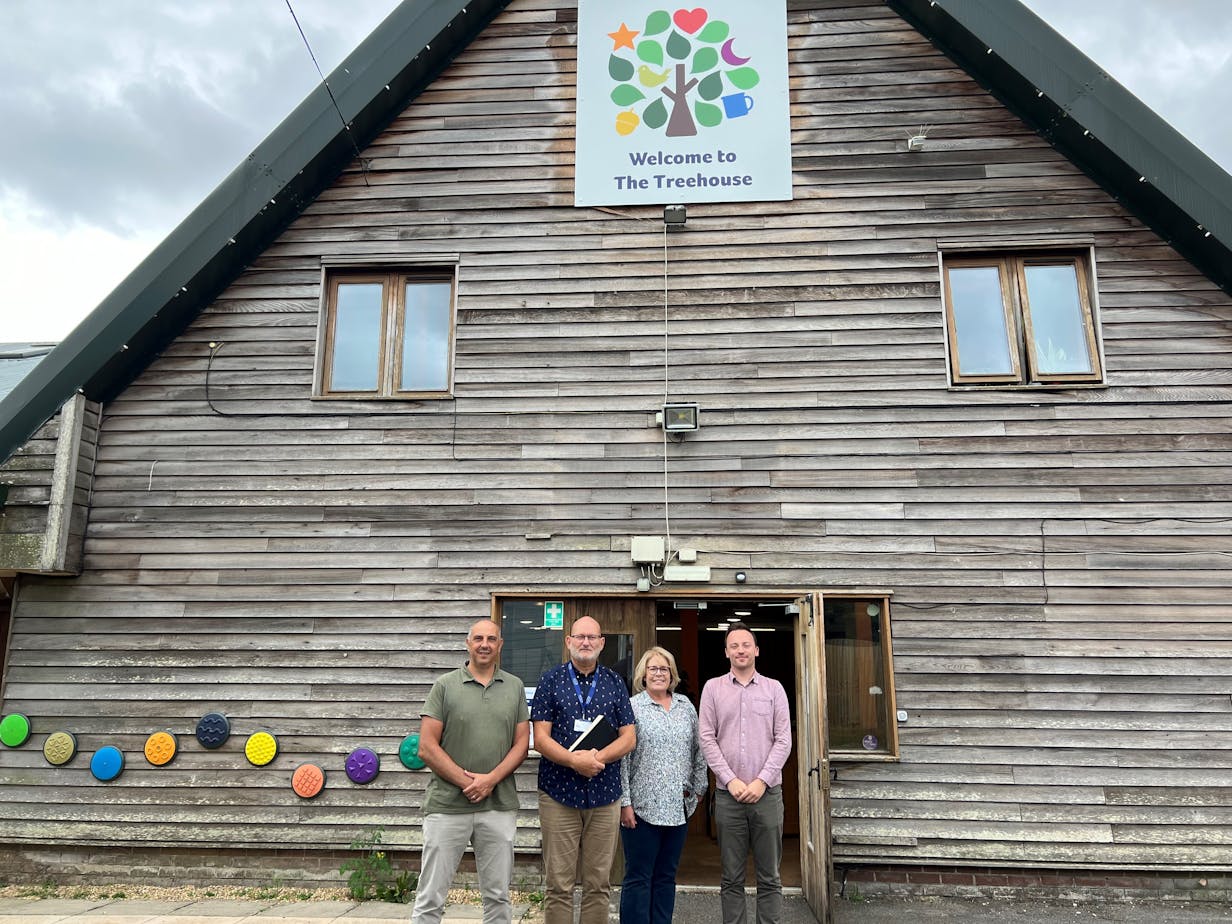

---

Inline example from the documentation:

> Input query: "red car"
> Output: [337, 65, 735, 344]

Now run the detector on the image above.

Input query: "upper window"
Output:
[942, 251, 1102, 386]
[316, 269, 455, 398]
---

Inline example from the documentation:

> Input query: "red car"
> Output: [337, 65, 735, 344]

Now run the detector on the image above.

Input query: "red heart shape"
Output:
[673, 8, 707, 34]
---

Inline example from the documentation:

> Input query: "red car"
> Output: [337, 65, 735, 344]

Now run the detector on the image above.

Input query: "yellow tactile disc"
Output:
[245, 732, 278, 767]
[144, 731, 178, 766]
[43, 731, 78, 766]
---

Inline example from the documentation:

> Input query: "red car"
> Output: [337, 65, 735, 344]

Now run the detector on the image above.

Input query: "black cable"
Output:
[284, 0, 369, 186]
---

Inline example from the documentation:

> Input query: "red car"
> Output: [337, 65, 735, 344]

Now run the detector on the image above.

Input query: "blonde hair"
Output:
[633, 646, 680, 693]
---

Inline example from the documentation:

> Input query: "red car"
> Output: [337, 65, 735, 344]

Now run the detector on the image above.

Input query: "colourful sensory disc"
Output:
[399, 733, 426, 770]
[292, 763, 325, 798]
[345, 747, 380, 784]
[245, 732, 278, 767]
[196, 712, 231, 749]
[0, 713, 31, 748]
[43, 731, 78, 766]
[144, 731, 178, 766]
[91, 746, 125, 781]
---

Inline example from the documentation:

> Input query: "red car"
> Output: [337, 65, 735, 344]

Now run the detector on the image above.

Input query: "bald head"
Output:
[566, 615, 604, 670]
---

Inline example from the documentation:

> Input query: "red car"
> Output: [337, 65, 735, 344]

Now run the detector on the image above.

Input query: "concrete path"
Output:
[3, 889, 1231, 924]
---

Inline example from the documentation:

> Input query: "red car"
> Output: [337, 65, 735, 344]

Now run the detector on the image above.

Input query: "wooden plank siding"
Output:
[2, 0, 1231, 871]
[0, 396, 99, 574]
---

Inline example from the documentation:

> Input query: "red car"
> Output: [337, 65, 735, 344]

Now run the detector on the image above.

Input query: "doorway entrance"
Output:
[497, 592, 832, 921]
[652, 597, 801, 887]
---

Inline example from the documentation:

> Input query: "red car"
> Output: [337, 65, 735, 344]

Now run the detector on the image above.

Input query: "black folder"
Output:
[567, 714, 619, 752]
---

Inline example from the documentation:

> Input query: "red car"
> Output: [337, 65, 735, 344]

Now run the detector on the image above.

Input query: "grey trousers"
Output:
[411, 810, 518, 924]
[714, 786, 784, 924]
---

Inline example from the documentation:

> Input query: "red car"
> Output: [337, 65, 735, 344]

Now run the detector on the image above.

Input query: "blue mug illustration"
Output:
[721, 93, 754, 118]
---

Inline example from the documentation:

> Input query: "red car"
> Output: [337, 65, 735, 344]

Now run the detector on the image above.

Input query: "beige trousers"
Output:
[537, 791, 620, 924]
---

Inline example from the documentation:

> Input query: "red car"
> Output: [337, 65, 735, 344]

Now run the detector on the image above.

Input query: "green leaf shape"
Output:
[643, 98, 668, 130]
[726, 67, 760, 90]
[637, 40, 663, 66]
[666, 30, 692, 60]
[644, 10, 671, 35]
[610, 84, 647, 107]
[697, 71, 724, 101]
[691, 47, 719, 74]
[609, 55, 635, 82]
[695, 101, 723, 128]
[697, 21, 730, 43]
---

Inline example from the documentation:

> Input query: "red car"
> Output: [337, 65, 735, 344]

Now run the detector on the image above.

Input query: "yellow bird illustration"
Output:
[638, 65, 670, 87]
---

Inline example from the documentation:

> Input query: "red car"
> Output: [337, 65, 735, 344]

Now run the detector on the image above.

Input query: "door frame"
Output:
[492, 588, 832, 917]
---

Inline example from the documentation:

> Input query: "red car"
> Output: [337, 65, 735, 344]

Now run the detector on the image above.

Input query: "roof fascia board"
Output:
[0, 0, 509, 464]
[889, 0, 1232, 293]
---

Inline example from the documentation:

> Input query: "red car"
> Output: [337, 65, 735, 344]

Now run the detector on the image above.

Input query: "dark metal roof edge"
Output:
[0, 0, 510, 464]
[887, 0, 1232, 294]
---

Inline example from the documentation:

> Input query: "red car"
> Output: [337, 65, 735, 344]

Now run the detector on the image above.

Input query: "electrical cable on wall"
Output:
[662, 221, 673, 558]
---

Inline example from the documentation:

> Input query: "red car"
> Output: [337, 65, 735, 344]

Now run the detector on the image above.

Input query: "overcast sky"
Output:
[1, 0, 1229, 343]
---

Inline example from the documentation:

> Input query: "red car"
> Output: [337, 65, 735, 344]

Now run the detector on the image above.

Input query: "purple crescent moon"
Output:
[721, 38, 750, 66]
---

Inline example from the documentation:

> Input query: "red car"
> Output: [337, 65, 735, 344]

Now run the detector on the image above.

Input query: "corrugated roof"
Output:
[1, 0, 1230, 464]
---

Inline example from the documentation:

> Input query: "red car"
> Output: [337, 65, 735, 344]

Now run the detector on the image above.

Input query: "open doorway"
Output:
[653, 597, 801, 888]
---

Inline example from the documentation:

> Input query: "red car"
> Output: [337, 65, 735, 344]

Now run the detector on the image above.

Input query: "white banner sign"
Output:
[575, 1, 792, 207]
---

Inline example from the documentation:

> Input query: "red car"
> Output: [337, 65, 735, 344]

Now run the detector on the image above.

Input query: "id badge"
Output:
[574, 718, 590, 733]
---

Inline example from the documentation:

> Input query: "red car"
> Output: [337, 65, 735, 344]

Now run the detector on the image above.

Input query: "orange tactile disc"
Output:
[245, 732, 278, 767]
[144, 731, 178, 766]
[292, 763, 325, 799]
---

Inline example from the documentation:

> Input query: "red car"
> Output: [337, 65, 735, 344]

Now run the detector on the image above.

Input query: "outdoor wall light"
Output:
[664, 204, 687, 230]
[657, 402, 699, 432]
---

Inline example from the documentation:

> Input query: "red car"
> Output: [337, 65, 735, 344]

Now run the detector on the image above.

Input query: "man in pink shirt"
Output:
[699, 622, 793, 924]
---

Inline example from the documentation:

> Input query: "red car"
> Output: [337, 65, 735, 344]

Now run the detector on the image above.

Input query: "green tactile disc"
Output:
[0, 714, 31, 747]
[43, 731, 78, 766]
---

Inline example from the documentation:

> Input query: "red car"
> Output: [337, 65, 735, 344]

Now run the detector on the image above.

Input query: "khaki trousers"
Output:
[538, 791, 620, 924]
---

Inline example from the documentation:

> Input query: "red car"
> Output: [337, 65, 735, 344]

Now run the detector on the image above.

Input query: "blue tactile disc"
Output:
[90, 746, 125, 781]
[196, 712, 231, 749]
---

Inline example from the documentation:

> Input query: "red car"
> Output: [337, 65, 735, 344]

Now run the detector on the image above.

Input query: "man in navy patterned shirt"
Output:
[531, 615, 636, 924]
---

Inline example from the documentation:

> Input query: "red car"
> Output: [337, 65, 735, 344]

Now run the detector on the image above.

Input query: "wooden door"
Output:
[794, 591, 832, 923]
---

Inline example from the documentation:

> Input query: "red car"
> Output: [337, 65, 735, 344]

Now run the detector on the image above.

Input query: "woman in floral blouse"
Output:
[618, 646, 709, 924]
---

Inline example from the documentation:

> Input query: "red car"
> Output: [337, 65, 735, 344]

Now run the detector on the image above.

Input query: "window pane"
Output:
[500, 600, 566, 688]
[401, 281, 452, 391]
[1024, 264, 1093, 375]
[331, 282, 383, 390]
[824, 598, 890, 753]
[949, 266, 1014, 376]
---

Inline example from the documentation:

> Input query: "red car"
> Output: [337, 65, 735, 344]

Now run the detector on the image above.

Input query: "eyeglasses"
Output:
[570, 634, 602, 643]
[646, 666, 671, 675]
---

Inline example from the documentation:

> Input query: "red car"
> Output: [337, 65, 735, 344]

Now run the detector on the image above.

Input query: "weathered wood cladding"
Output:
[0, 396, 99, 574]
[2, 0, 1232, 872]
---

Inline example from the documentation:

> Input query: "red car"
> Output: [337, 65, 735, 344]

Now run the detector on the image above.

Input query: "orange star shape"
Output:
[608, 22, 639, 51]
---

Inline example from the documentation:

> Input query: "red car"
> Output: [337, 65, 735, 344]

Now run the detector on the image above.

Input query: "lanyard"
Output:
[568, 663, 598, 717]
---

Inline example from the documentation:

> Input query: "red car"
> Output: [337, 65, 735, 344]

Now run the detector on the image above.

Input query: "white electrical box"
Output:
[677, 548, 698, 563]
[663, 564, 711, 582]
[631, 536, 666, 564]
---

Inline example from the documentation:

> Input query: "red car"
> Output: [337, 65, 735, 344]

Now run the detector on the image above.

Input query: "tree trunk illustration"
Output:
[661, 63, 699, 137]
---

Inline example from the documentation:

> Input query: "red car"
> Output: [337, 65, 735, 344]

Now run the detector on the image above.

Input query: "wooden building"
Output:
[1, 0, 1230, 913]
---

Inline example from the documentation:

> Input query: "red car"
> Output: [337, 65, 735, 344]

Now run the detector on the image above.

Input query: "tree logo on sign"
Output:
[605, 7, 761, 138]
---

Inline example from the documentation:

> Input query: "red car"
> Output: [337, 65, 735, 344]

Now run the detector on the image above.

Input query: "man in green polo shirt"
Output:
[412, 619, 530, 924]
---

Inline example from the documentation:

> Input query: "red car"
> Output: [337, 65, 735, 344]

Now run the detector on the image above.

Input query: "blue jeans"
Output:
[619, 813, 689, 924]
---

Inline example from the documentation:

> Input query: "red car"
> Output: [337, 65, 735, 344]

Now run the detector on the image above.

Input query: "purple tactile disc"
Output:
[344, 747, 380, 784]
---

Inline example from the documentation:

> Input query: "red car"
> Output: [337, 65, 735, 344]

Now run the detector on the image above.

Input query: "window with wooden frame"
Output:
[824, 595, 898, 759]
[942, 251, 1102, 386]
[316, 268, 456, 398]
